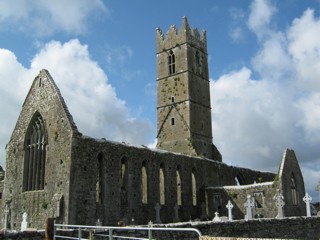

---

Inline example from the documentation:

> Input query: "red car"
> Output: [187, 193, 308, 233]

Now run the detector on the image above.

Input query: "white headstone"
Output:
[303, 192, 312, 217]
[273, 191, 285, 219]
[244, 195, 254, 220]
[213, 212, 221, 222]
[226, 200, 234, 221]
[21, 212, 28, 231]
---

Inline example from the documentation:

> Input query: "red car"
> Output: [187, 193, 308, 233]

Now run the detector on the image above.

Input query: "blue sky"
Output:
[0, 0, 320, 201]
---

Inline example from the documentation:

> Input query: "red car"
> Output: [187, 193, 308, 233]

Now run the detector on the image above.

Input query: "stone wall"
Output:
[1, 217, 319, 240]
[68, 135, 275, 226]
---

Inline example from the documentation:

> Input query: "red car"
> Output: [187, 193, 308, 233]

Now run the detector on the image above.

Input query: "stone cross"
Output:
[226, 200, 234, 221]
[244, 195, 254, 220]
[155, 202, 162, 223]
[173, 203, 180, 222]
[213, 212, 221, 222]
[303, 192, 312, 217]
[21, 212, 28, 231]
[273, 191, 285, 219]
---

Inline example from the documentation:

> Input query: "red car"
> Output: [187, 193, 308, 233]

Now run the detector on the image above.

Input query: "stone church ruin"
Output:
[0, 17, 306, 230]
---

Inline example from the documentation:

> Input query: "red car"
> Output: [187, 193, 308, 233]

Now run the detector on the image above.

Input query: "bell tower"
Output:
[156, 17, 221, 161]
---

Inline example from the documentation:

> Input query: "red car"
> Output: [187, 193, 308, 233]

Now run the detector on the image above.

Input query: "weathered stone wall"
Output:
[207, 182, 279, 219]
[68, 135, 275, 226]
[2, 70, 79, 229]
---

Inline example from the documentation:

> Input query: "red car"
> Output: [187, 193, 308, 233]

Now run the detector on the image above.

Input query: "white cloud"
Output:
[212, 4, 320, 199]
[0, 0, 107, 35]
[211, 67, 299, 171]
[287, 9, 320, 91]
[247, 0, 276, 38]
[0, 39, 153, 167]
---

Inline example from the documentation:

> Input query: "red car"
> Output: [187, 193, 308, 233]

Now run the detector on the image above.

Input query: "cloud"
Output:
[0, 39, 153, 167]
[211, 4, 320, 199]
[247, 0, 276, 38]
[228, 7, 246, 41]
[0, 0, 108, 35]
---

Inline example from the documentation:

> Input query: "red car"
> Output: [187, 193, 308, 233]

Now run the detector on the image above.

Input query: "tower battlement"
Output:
[156, 16, 207, 53]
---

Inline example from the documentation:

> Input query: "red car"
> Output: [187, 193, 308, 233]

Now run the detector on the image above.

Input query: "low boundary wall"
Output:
[0, 216, 319, 240]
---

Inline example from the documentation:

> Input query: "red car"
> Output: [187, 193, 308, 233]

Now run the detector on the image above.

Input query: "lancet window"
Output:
[141, 162, 148, 204]
[23, 112, 47, 191]
[159, 164, 165, 205]
[168, 50, 176, 75]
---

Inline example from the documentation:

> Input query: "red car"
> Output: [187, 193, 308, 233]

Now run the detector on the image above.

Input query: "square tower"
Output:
[156, 17, 221, 161]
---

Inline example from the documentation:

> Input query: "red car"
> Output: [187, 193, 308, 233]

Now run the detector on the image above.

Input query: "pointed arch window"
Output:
[177, 165, 182, 206]
[168, 50, 176, 75]
[192, 168, 197, 206]
[23, 112, 47, 191]
[96, 153, 104, 203]
[141, 162, 148, 204]
[291, 174, 298, 205]
[159, 163, 165, 205]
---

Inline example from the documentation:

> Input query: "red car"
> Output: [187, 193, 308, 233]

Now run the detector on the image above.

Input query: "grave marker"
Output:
[244, 195, 254, 220]
[226, 200, 234, 221]
[303, 192, 312, 217]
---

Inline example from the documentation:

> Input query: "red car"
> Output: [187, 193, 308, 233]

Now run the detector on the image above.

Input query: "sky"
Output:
[0, 0, 320, 201]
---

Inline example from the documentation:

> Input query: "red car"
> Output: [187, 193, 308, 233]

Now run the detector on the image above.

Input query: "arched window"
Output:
[23, 112, 47, 191]
[96, 153, 103, 203]
[159, 164, 165, 205]
[168, 50, 176, 75]
[141, 162, 148, 204]
[177, 165, 182, 206]
[291, 174, 298, 205]
[192, 168, 197, 206]
[121, 158, 127, 189]
[196, 51, 200, 66]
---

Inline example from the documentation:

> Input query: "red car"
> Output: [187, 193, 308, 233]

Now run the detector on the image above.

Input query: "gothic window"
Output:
[159, 163, 165, 205]
[192, 168, 197, 206]
[141, 161, 148, 204]
[168, 50, 176, 75]
[177, 165, 182, 205]
[196, 51, 200, 66]
[96, 153, 103, 203]
[120, 157, 128, 207]
[121, 158, 127, 189]
[291, 174, 298, 205]
[23, 112, 47, 191]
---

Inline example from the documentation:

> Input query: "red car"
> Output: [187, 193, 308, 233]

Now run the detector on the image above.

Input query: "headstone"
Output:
[96, 219, 102, 226]
[21, 212, 28, 231]
[273, 190, 285, 219]
[3, 204, 10, 230]
[213, 212, 221, 222]
[244, 195, 254, 220]
[303, 192, 312, 217]
[155, 203, 162, 223]
[173, 203, 180, 222]
[226, 200, 234, 221]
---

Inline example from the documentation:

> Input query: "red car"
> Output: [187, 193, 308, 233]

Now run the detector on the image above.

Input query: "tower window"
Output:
[171, 96, 175, 103]
[196, 51, 200, 66]
[23, 112, 47, 191]
[168, 50, 176, 75]
[171, 118, 175, 125]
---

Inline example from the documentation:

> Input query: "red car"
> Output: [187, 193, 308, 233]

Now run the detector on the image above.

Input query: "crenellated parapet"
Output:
[156, 16, 207, 53]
